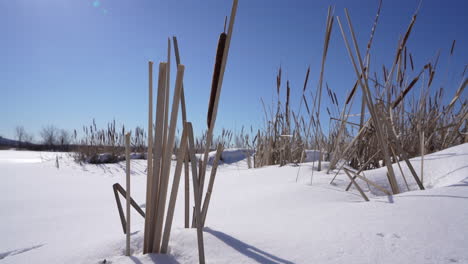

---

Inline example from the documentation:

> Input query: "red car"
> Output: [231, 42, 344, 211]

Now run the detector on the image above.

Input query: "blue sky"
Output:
[1, 0, 467, 141]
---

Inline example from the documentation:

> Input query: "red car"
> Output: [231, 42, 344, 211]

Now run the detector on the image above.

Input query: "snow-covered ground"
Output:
[1, 144, 467, 264]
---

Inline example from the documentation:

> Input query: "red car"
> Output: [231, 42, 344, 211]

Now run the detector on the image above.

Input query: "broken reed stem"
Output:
[201, 143, 224, 227]
[183, 156, 190, 228]
[160, 123, 189, 253]
[186, 122, 206, 264]
[295, 150, 305, 182]
[329, 118, 371, 185]
[147, 62, 167, 253]
[327, 88, 356, 173]
[153, 64, 185, 253]
[344, 168, 369, 201]
[329, 117, 360, 127]
[421, 130, 424, 184]
[390, 145, 410, 191]
[378, 107, 425, 191]
[338, 11, 399, 194]
[143, 61, 154, 253]
[162, 39, 171, 168]
[346, 167, 391, 196]
[113, 183, 146, 235]
[172, 36, 191, 228]
[345, 149, 380, 191]
[125, 132, 131, 256]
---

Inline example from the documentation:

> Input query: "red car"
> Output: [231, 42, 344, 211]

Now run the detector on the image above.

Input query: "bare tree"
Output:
[23, 133, 34, 143]
[58, 129, 70, 146]
[15, 126, 26, 143]
[41, 125, 58, 147]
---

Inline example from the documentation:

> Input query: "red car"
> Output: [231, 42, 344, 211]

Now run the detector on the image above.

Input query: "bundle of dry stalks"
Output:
[253, 3, 467, 196]
[328, 6, 467, 195]
[139, 2, 238, 264]
[254, 8, 336, 168]
[73, 119, 146, 164]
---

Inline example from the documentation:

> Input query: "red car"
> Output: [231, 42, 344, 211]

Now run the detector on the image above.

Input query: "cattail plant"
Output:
[139, 3, 239, 264]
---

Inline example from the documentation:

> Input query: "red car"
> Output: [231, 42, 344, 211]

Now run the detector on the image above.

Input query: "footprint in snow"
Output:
[376, 233, 401, 239]
[0, 244, 45, 260]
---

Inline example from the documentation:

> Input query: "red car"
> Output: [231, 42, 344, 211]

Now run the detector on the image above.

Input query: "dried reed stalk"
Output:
[421, 130, 424, 184]
[344, 168, 369, 201]
[153, 64, 185, 253]
[389, 145, 410, 191]
[346, 167, 391, 195]
[146, 62, 167, 253]
[201, 143, 224, 227]
[172, 36, 191, 228]
[186, 122, 206, 264]
[345, 150, 380, 191]
[125, 132, 131, 256]
[143, 61, 154, 253]
[113, 183, 146, 234]
[315, 6, 334, 171]
[338, 12, 399, 194]
[160, 122, 189, 253]
[162, 39, 171, 165]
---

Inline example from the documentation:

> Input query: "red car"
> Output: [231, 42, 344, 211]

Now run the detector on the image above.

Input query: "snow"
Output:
[1, 144, 467, 263]
[195, 148, 253, 165]
[303, 149, 321, 162]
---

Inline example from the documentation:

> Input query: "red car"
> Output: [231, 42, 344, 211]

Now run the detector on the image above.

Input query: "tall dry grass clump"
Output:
[73, 119, 146, 164]
[253, 2, 467, 195]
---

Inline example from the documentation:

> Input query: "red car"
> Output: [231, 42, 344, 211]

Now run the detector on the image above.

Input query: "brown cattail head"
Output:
[303, 95, 310, 115]
[409, 53, 415, 71]
[392, 73, 421, 109]
[303, 66, 310, 92]
[276, 67, 282, 96]
[450, 40, 456, 56]
[346, 80, 358, 105]
[286, 80, 291, 126]
[207, 32, 227, 129]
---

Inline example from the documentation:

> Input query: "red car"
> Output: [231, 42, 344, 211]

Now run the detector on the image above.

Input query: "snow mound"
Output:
[343, 143, 468, 195]
[220, 148, 253, 164]
[196, 148, 253, 165]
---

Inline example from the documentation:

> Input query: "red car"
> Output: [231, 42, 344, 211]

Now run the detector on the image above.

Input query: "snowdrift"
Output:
[196, 148, 254, 165]
[340, 143, 468, 196]
[1, 143, 467, 264]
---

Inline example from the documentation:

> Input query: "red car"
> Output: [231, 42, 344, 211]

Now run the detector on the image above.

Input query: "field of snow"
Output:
[1, 144, 467, 264]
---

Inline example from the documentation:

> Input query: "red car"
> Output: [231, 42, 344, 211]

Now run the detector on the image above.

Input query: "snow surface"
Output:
[195, 148, 253, 165]
[1, 144, 468, 264]
[303, 149, 321, 162]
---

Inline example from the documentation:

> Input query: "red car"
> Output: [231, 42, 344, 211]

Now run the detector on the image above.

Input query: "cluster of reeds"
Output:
[254, 69, 307, 167]
[73, 119, 146, 163]
[193, 127, 253, 151]
[253, 3, 466, 196]
[253, 7, 337, 169]
[326, 4, 467, 195]
[139, 2, 238, 263]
